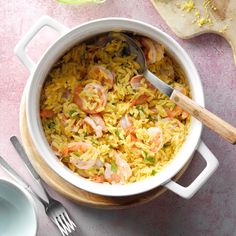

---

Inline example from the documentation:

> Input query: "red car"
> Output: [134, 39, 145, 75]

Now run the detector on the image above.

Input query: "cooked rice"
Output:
[40, 34, 190, 184]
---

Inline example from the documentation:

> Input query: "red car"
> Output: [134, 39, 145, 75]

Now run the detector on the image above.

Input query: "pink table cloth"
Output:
[0, 1, 236, 235]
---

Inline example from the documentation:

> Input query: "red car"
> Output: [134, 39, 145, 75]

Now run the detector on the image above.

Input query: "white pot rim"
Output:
[22, 17, 205, 197]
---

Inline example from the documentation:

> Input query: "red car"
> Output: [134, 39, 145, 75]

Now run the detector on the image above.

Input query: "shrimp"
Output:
[130, 74, 155, 106]
[84, 115, 107, 138]
[40, 109, 55, 118]
[91, 115, 108, 132]
[120, 115, 137, 144]
[130, 75, 155, 91]
[73, 83, 107, 114]
[104, 152, 132, 184]
[115, 153, 132, 183]
[92, 175, 106, 183]
[88, 65, 114, 90]
[64, 141, 98, 170]
[156, 85, 188, 120]
[130, 75, 144, 90]
[140, 37, 164, 64]
[120, 115, 132, 131]
[166, 105, 189, 120]
[120, 115, 135, 136]
[147, 127, 163, 152]
[131, 93, 150, 106]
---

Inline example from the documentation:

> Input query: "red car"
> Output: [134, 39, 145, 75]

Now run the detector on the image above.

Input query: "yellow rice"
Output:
[40, 34, 190, 184]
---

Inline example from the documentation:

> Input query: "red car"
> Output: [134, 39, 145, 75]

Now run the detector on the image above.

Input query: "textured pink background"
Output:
[0, 1, 236, 236]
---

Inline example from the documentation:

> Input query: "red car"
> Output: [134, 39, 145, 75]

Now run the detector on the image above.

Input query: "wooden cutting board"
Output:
[150, 0, 236, 65]
[19, 92, 192, 209]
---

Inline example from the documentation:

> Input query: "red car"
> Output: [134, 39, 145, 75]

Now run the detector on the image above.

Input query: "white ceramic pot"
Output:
[0, 178, 38, 236]
[15, 16, 219, 198]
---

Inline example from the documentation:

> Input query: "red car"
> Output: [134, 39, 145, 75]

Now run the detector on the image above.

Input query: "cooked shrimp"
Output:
[140, 37, 164, 64]
[130, 75, 144, 90]
[84, 115, 107, 138]
[166, 105, 189, 120]
[73, 83, 107, 114]
[104, 152, 132, 184]
[131, 93, 150, 106]
[91, 115, 108, 132]
[40, 109, 55, 118]
[92, 175, 106, 183]
[84, 116, 103, 137]
[120, 115, 132, 131]
[65, 141, 98, 170]
[130, 74, 155, 91]
[88, 65, 114, 90]
[120, 115, 137, 144]
[115, 153, 132, 183]
[147, 127, 163, 152]
[130, 74, 155, 107]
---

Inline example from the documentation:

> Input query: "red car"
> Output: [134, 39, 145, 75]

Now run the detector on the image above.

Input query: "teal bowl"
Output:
[0, 179, 37, 236]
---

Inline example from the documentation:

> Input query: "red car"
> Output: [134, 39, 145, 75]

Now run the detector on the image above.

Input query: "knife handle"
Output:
[170, 89, 236, 144]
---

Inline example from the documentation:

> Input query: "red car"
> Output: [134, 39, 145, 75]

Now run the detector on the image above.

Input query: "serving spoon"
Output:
[111, 32, 236, 144]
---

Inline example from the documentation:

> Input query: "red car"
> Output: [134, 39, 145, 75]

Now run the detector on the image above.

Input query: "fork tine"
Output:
[55, 217, 67, 236]
[61, 214, 73, 233]
[63, 211, 76, 229]
[57, 216, 70, 236]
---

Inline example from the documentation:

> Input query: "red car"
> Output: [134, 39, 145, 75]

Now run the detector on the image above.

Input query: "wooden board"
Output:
[19, 93, 192, 209]
[150, 0, 236, 65]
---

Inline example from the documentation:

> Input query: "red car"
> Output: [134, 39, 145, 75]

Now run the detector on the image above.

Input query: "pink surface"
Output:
[0, 1, 236, 236]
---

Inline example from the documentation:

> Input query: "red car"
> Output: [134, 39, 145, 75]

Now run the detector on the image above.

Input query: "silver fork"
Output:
[9, 136, 77, 236]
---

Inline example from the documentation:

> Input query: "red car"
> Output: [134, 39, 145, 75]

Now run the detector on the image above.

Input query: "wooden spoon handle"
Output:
[170, 89, 236, 144]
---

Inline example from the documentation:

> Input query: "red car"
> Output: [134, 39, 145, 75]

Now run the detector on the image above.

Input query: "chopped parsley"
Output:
[144, 156, 155, 164]
[142, 150, 156, 164]
[114, 129, 120, 137]
[136, 105, 144, 113]
[111, 160, 117, 172]
[151, 170, 157, 176]
[68, 110, 77, 117]
[48, 121, 56, 129]
[143, 150, 148, 158]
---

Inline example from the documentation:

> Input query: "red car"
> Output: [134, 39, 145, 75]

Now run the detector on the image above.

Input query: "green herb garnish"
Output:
[111, 160, 117, 172]
[144, 156, 155, 164]
[68, 110, 77, 117]
[151, 170, 157, 176]
[143, 150, 148, 158]
[136, 105, 144, 113]
[114, 129, 120, 137]
[48, 121, 56, 129]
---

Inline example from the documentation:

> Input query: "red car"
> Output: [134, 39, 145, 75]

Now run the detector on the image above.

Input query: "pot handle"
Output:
[14, 15, 68, 72]
[163, 141, 219, 199]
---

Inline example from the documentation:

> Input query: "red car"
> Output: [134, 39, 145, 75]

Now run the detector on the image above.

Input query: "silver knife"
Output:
[0, 156, 48, 206]
[10, 136, 49, 201]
